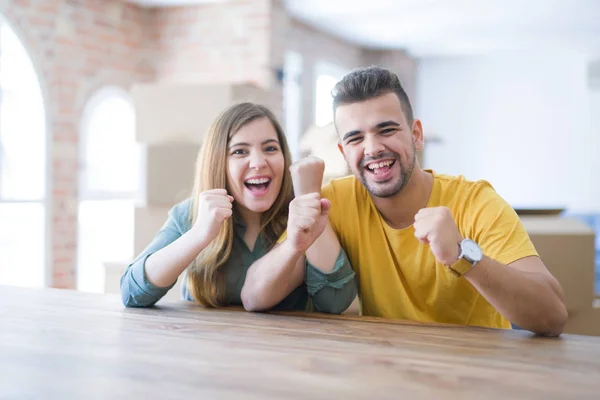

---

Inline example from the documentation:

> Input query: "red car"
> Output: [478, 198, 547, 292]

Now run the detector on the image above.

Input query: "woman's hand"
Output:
[191, 189, 234, 244]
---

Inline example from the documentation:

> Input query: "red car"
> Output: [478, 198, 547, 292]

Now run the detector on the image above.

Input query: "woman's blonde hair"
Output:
[186, 103, 294, 307]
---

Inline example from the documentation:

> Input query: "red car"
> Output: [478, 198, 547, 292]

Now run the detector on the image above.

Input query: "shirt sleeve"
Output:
[305, 247, 357, 314]
[463, 181, 539, 266]
[119, 204, 188, 307]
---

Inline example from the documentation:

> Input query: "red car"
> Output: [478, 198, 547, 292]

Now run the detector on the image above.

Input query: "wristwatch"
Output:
[448, 238, 483, 277]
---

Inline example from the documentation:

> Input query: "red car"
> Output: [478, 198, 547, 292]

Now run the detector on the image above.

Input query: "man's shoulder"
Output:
[433, 171, 496, 198]
[432, 171, 506, 217]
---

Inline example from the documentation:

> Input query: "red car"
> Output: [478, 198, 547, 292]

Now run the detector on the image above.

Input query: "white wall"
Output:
[416, 51, 598, 212]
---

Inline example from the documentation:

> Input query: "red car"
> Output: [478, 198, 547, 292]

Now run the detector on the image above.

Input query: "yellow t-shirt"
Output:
[322, 170, 538, 329]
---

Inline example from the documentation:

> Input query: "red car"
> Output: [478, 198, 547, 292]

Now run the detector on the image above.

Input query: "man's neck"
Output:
[371, 168, 434, 230]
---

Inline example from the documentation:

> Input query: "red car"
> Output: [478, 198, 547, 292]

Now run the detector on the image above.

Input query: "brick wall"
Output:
[150, 1, 272, 88]
[148, 0, 281, 118]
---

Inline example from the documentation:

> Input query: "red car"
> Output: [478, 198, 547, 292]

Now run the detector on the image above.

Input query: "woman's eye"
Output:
[265, 146, 279, 152]
[231, 149, 246, 155]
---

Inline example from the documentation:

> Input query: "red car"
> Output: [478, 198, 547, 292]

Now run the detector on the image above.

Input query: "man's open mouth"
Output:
[365, 160, 396, 175]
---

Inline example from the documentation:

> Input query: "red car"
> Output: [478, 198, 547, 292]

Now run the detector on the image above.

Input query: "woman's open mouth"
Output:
[244, 177, 272, 196]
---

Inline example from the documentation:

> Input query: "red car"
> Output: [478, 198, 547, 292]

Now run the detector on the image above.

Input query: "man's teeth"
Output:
[367, 160, 394, 170]
[246, 178, 270, 184]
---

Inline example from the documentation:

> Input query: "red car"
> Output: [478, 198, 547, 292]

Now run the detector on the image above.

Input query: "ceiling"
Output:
[284, 0, 600, 56]
[126, 0, 600, 57]
[127, 0, 228, 7]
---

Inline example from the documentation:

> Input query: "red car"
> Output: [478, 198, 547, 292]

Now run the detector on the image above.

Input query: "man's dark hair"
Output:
[332, 66, 414, 125]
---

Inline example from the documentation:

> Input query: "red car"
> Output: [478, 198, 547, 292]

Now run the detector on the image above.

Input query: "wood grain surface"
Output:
[1, 285, 599, 399]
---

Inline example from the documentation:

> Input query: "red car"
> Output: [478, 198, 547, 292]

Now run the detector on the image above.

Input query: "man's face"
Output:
[335, 92, 423, 198]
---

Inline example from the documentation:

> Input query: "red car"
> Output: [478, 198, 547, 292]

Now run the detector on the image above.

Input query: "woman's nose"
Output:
[249, 152, 267, 170]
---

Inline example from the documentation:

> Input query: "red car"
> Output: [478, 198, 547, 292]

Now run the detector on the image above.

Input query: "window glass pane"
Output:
[77, 199, 135, 293]
[0, 24, 41, 92]
[0, 203, 44, 288]
[82, 95, 139, 195]
[315, 74, 339, 127]
[0, 23, 46, 200]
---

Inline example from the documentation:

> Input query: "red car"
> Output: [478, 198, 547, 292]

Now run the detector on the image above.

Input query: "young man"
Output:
[291, 66, 567, 336]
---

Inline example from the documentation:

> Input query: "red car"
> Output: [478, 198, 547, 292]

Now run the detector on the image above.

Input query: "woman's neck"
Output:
[237, 207, 262, 251]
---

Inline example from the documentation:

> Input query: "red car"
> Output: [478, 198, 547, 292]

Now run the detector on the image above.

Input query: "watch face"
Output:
[462, 239, 482, 262]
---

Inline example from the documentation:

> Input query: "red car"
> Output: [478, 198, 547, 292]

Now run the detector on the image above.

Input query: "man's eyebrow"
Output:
[342, 130, 362, 142]
[342, 120, 401, 142]
[374, 120, 400, 129]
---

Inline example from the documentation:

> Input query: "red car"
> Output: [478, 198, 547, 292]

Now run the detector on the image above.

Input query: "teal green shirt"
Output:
[120, 199, 356, 313]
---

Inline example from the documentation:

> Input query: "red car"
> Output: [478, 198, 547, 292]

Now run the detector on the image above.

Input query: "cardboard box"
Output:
[134, 205, 172, 256]
[521, 216, 598, 335]
[139, 142, 199, 207]
[132, 83, 275, 145]
[565, 306, 600, 336]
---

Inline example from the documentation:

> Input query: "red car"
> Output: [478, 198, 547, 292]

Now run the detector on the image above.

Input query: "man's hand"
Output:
[414, 207, 464, 265]
[289, 156, 325, 196]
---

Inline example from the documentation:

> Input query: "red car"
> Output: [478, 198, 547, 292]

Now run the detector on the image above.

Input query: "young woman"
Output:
[120, 102, 356, 312]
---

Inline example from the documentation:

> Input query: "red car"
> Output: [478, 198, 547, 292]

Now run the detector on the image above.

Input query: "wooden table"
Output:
[1, 286, 600, 399]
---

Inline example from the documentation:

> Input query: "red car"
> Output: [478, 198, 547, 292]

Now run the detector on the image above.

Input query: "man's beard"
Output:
[356, 148, 416, 198]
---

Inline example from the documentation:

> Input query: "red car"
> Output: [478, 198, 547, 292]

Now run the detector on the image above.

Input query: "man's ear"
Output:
[337, 142, 345, 157]
[412, 119, 424, 151]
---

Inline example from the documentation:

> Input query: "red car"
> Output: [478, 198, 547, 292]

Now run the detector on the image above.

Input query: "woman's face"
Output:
[226, 117, 285, 216]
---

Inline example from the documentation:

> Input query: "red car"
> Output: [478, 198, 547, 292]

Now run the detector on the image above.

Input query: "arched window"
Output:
[0, 18, 47, 288]
[314, 61, 348, 127]
[77, 86, 139, 293]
